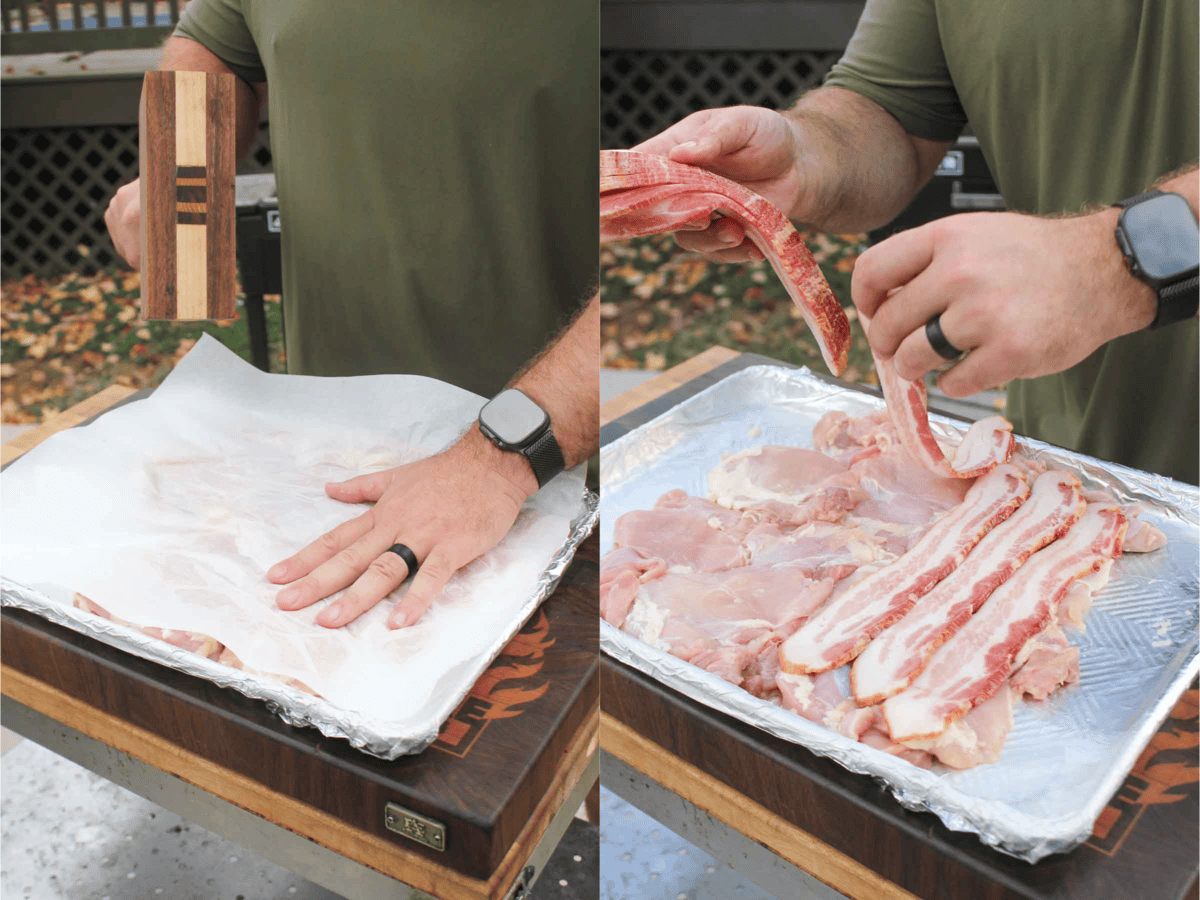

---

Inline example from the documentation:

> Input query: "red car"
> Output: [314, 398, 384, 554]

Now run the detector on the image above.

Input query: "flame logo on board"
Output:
[433, 611, 556, 757]
[1088, 686, 1198, 856]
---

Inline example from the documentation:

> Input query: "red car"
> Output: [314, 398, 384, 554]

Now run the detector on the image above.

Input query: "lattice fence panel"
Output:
[2, 121, 272, 278]
[602, 49, 841, 149]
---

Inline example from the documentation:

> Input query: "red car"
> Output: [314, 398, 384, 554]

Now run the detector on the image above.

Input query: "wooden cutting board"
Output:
[1, 387, 598, 896]
[600, 347, 1199, 900]
[139, 70, 236, 320]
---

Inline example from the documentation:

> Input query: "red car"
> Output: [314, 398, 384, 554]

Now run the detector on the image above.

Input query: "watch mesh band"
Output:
[523, 427, 566, 488]
[1152, 274, 1200, 328]
[1115, 189, 1199, 329]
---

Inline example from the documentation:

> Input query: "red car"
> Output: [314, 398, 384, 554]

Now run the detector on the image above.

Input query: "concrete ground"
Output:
[599, 787, 779, 900]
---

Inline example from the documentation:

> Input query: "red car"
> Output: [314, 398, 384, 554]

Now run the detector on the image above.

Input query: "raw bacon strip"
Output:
[898, 686, 1015, 769]
[779, 464, 1030, 675]
[870, 337, 1014, 479]
[73, 592, 224, 660]
[851, 470, 1086, 705]
[217, 647, 319, 697]
[600, 149, 851, 375]
[777, 671, 934, 767]
[882, 505, 1127, 743]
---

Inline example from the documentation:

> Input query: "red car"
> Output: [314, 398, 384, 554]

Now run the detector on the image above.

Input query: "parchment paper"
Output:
[2, 335, 595, 755]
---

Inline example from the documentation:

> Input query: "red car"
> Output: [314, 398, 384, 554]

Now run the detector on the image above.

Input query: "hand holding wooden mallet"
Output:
[138, 70, 236, 320]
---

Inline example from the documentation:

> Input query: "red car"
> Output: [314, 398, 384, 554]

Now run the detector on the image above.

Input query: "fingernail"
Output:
[276, 586, 298, 607]
[388, 610, 413, 629]
[316, 603, 340, 627]
[675, 140, 697, 152]
[267, 563, 286, 580]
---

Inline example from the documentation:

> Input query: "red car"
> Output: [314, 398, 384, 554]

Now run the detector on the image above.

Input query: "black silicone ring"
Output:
[925, 313, 963, 360]
[386, 543, 420, 579]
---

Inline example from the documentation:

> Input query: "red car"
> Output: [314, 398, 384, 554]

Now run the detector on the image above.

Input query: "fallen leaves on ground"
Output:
[1, 269, 284, 424]
[600, 232, 878, 386]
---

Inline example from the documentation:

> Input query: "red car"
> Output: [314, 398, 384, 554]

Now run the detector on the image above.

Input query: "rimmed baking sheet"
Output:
[2, 335, 599, 759]
[600, 364, 1199, 861]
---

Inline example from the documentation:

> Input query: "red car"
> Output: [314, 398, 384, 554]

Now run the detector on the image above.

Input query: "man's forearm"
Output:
[512, 292, 601, 468]
[783, 87, 950, 233]
[161, 36, 265, 160]
[451, 292, 599, 499]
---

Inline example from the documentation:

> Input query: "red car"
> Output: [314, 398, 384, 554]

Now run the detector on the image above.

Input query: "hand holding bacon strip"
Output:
[601, 149, 851, 376]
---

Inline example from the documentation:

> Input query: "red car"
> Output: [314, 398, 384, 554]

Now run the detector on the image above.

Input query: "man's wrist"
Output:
[457, 424, 540, 499]
[1084, 206, 1158, 335]
[781, 111, 825, 226]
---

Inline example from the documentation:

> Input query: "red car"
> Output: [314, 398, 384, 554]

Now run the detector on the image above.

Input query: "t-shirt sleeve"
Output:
[173, 0, 266, 85]
[823, 0, 966, 142]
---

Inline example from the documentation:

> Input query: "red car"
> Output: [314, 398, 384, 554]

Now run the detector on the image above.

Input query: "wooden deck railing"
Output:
[1, 1, 185, 54]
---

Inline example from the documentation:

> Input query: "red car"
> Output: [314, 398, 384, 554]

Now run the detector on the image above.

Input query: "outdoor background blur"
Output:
[2, 1, 281, 429]
[3, 1, 1002, 430]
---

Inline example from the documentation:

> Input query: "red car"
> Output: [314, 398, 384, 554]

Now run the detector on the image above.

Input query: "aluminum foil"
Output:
[600, 365, 1199, 862]
[2, 335, 600, 760]
[4, 495, 597, 759]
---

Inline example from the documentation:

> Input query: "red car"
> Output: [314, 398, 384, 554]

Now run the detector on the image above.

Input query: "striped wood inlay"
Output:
[172, 71, 208, 319]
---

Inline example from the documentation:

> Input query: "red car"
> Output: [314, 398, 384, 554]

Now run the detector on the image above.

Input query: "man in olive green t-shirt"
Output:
[105, 1, 599, 628]
[637, 0, 1198, 485]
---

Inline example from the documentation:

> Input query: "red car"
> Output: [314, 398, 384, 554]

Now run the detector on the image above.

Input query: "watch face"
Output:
[479, 389, 548, 446]
[1122, 193, 1200, 282]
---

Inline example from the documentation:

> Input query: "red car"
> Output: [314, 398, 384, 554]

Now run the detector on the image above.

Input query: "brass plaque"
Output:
[383, 802, 446, 852]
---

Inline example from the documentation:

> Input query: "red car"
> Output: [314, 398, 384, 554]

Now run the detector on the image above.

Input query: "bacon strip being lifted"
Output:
[779, 464, 1030, 675]
[882, 505, 1128, 743]
[851, 470, 1086, 706]
[600, 149, 851, 375]
[601, 149, 1015, 476]
[868, 321, 1014, 479]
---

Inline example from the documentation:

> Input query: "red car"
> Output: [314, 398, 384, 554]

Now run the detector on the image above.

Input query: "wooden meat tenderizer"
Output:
[139, 70, 236, 320]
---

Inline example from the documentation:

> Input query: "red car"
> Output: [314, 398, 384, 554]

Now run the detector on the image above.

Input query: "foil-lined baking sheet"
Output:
[2, 335, 598, 760]
[600, 365, 1199, 862]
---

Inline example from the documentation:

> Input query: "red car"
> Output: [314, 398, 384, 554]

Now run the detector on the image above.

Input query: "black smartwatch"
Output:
[478, 388, 566, 488]
[1114, 189, 1200, 328]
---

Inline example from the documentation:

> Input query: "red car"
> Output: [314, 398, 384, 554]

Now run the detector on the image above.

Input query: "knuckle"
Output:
[892, 346, 918, 381]
[942, 256, 977, 291]
[336, 544, 370, 571]
[369, 552, 410, 581]
[416, 556, 455, 584]
[315, 530, 342, 554]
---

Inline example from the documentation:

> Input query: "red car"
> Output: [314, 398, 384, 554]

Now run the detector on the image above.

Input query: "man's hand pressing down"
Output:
[267, 426, 537, 630]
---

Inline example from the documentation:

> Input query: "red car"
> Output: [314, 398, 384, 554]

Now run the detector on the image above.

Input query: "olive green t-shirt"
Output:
[825, 0, 1199, 483]
[176, 1, 597, 398]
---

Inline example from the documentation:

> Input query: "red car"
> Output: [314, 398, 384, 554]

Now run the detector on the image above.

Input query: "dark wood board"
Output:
[203, 71, 236, 318]
[139, 69, 175, 319]
[600, 350, 1199, 900]
[2, 532, 596, 882]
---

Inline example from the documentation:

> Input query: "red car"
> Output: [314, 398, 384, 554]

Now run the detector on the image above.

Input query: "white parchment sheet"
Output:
[2, 335, 594, 754]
